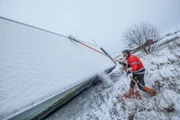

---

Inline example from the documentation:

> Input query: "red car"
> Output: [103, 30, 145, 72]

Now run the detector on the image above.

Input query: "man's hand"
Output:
[126, 72, 132, 79]
[126, 68, 131, 77]
[119, 61, 127, 67]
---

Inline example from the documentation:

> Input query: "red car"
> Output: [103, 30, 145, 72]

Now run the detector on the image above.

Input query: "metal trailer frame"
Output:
[5, 66, 115, 120]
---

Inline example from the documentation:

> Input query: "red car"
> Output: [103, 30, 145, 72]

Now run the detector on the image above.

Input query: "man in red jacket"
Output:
[120, 50, 155, 99]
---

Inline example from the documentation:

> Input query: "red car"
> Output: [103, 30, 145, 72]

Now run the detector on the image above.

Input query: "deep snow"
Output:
[47, 31, 180, 120]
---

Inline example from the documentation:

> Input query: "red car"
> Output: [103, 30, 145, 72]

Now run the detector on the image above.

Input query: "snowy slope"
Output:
[0, 18, 114, 119]
[47, 34, 180, 119]
[159, 24, 180, 46]
[161, 24, 180, 37]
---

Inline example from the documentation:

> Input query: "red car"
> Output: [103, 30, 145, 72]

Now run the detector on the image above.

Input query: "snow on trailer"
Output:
[0, 17, 115, 119]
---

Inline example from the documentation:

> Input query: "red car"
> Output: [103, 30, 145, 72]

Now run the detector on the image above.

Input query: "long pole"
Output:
[69, 36, 116, 65]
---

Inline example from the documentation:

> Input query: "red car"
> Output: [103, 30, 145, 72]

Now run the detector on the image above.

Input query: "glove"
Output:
[119, 61, 127, 66]
[127, 72, 132, 79]
[126, 68, 132, 77]
[126, 71, 131, 76]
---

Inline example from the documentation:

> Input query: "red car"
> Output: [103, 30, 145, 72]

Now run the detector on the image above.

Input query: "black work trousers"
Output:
[130, 69, 145, 91]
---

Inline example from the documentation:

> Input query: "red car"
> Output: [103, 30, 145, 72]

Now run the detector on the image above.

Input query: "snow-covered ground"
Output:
[161, 24, 180, 37]
[159, 24, 180, 45]
[47, 32, 180, 119]
[0, 18, 114, 119]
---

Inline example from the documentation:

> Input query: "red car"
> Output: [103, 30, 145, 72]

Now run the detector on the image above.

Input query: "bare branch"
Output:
[123, 22, 160, 54]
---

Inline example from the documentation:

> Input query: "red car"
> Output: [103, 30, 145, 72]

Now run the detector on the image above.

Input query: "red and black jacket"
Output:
[126, 54, 144, 73]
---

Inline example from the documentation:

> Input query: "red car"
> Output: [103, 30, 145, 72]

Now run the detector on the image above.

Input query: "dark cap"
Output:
[122, 50, 130, 55]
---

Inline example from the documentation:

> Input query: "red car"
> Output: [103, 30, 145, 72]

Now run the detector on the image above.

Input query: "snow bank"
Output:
[0, 17, 114, 119]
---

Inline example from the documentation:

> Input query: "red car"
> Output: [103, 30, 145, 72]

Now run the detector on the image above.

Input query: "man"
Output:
[120, 50, 155, 99]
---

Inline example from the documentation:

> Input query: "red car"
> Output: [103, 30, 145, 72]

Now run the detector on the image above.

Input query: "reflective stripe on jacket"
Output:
[126, 54, 144, 72]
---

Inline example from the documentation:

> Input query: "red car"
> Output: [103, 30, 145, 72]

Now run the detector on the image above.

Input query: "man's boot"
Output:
[143, 86, 156, 96]
[123, 88, 134, 98]
[134, 91, 141, 100]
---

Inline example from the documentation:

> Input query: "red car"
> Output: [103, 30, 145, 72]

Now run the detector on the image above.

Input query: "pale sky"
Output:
[0, 0, 180, 56]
